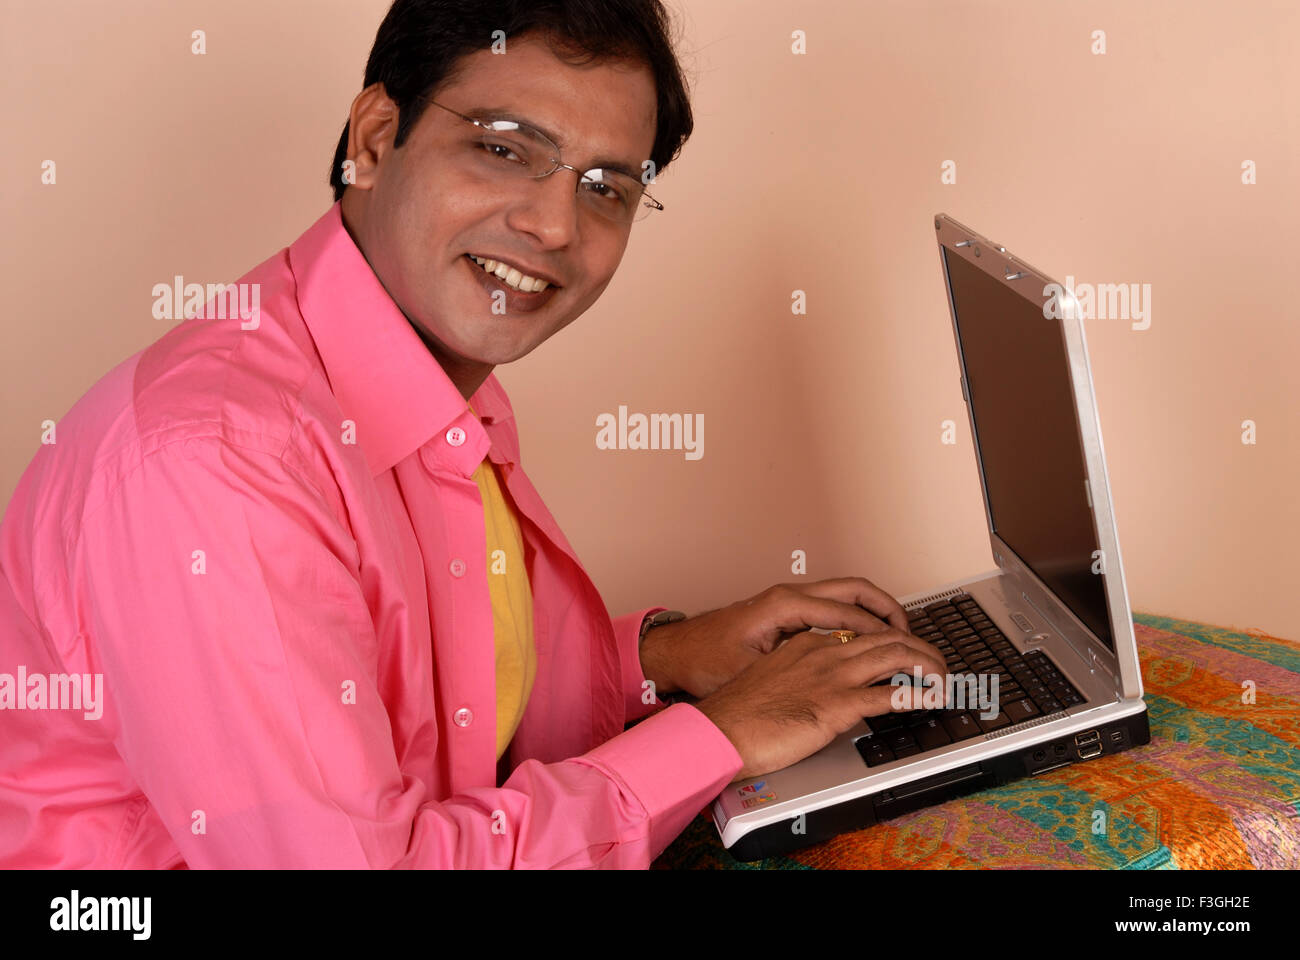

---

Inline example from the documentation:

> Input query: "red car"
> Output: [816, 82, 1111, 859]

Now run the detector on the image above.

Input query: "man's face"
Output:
[340, 34, 658, 377]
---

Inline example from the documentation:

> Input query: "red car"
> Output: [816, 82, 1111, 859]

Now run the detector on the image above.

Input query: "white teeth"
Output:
[470, 255, 549, 292]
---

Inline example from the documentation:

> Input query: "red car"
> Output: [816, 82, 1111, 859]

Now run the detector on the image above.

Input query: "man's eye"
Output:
[482, 142, 524, 163]
[582, 180, 625, 205]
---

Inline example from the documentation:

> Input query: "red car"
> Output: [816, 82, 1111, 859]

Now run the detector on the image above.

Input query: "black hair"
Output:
[329, 0, 694, 202]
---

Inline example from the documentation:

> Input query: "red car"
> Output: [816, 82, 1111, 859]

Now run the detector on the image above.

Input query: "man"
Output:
[0, 0, 943, 868]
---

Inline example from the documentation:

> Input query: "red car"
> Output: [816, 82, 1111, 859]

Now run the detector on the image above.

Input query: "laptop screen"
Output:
[941, 247, 1114, 652]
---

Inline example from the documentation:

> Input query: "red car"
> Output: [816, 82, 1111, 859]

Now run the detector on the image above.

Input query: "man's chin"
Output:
[444, 333, 545, 370]
[475, 340, 543, 367]
[408, 310, 554, 372]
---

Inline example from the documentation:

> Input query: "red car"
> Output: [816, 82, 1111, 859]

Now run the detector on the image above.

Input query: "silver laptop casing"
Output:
[713, 214, 1146, 850]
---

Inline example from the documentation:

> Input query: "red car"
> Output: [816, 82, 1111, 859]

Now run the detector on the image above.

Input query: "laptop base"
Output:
[724, 708, 1149, 862]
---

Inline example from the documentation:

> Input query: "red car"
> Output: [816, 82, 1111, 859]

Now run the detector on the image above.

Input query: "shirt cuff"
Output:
[613, 606, 670, 724]
[574, 702, 743, 861]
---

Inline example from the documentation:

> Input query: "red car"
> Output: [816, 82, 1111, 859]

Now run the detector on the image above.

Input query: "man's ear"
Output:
[345, 83, 400, 191]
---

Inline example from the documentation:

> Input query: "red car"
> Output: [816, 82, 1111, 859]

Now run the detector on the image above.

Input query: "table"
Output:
[653, 614, 1300, 869]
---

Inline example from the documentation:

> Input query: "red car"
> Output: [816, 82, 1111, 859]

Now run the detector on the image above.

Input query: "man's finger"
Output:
[770, 577, 909, 632]
[849, 639, 947, 685]
[809, 631, 946, 684]
[766, 591, 911, 641]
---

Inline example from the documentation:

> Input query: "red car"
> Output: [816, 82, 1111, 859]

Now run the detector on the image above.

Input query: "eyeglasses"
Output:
[421, 98, 663, 224]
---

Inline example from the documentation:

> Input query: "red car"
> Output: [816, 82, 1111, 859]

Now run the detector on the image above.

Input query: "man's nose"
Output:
[506, 167, 583, 247]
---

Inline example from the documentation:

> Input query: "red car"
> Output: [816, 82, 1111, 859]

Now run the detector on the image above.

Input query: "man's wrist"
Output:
[639, 610, 686, 700]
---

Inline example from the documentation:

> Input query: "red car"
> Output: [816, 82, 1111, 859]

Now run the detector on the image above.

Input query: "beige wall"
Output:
[3, 1, 1296, 640]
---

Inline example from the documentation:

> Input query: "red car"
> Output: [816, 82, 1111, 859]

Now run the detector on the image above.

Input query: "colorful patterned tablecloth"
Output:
[654, 614, 1300, 869]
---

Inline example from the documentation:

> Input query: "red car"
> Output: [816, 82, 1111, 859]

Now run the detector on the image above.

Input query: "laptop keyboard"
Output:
[855, 593, 1085, 768]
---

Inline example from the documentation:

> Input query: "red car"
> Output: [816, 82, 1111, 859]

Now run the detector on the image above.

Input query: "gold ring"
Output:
[831, 630, 856, 644]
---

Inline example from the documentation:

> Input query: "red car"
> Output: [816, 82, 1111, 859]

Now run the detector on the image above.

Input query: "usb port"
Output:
[1075, 730, 1102, 758]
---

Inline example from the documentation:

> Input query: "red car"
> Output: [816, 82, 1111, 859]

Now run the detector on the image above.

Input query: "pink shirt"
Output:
[0, 202, 742, 868]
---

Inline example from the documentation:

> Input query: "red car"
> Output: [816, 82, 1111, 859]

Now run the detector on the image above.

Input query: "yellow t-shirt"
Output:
[467, 404, 537, 759]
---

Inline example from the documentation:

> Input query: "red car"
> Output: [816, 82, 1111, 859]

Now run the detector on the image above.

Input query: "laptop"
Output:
[712, 214, 1150, 861]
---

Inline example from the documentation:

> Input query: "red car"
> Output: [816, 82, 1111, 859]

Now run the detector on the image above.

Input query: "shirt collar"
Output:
[288, 202, 514, 478]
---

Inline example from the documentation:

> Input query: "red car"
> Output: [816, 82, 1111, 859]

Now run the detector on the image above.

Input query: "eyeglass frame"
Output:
[418, 97, 664, 223]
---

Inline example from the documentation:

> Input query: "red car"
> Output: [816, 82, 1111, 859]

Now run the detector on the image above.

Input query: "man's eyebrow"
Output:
[461, 104, 644, 179]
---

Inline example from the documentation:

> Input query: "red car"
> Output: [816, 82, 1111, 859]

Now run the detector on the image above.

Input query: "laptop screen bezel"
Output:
[933, 213, 1141, 702]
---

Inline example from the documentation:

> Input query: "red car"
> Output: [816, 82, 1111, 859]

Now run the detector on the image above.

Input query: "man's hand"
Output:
[694, 627, 948, 782]
[639, 577, 916, 699]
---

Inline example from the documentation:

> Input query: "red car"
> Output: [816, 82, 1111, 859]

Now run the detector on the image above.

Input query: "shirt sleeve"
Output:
[612, 606, 673, 724]
[75, 436, 740, 868]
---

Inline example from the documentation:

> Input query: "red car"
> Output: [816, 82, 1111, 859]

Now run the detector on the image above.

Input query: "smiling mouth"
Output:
[463, 253, 557, 293]
[461, 254, 560, 313]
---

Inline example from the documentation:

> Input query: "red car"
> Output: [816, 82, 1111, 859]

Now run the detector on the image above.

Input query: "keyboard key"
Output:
[975, 710, 1011, 732]
[869, 713, 906, 732]
[912, 718, 953, 751]
[941, 712, 983, 741]
[886, 730, 919, 752]
[1004, 698, 1040, 722]
[856, 738, 895, 767]
[1037, 698, 1064, 714]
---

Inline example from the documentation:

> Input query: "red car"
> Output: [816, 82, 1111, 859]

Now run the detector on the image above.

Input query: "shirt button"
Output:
[453, 707, 473, 727]
[445, 426, 466, 447]
[449, 558, 466, 577]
